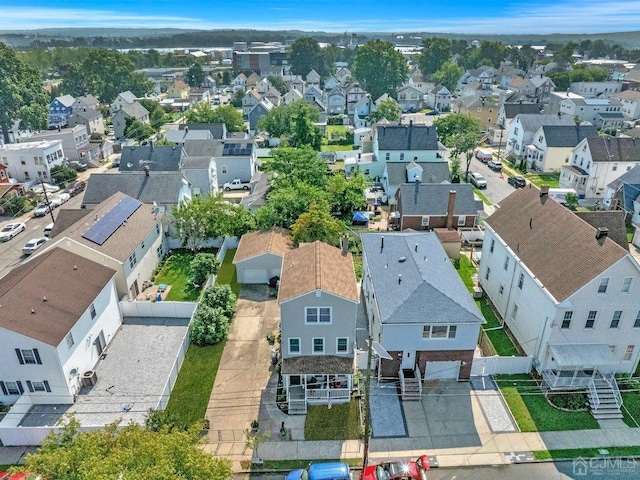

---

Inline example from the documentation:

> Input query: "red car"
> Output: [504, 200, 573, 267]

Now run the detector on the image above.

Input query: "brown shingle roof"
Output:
[233, 228, 293, 263]
[588, 137, 640, 162]
[574, 210, 629, 250]
[0, 248, 116, 346]
[278, 241, 358, 303]
[486, 186, 628, 302]
[282, 355, 354, 375]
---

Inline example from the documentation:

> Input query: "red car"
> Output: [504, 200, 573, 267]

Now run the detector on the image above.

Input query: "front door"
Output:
[401, 351, 415, 370]
[94, 330, 106, 357]
[129, 280, 139, 299]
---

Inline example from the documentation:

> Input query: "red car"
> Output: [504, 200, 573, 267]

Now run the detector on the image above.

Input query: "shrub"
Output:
[201, 283, 237, 319]
[190, 253, 220, 286]
[190, 305, 230, 345]
[50, 165, 78, 184]
[548, 392, 589, 411]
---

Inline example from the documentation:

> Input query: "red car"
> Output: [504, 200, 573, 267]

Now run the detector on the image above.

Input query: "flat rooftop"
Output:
[19, 316, 189, 428]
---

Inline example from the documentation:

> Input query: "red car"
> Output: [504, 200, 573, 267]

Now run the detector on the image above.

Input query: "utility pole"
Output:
[40, 178, 55, 224]
[362, 336, 373, 471]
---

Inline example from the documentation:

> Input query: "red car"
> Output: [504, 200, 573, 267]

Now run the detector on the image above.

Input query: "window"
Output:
[422, 325, 456, 339]
[141, 241, 145, 250]
[288, 338, 300, 354]
[4, 382, 20, 395]
[503, 257, 509, 271]
[635, 311, 640, 329]
[221, 165, 228, 174]
[598, 278, 609, 293]
[621, 277, 633, 294]
[385, 153, 390, 161]
[458, 216, 466, 226]
[421, 216, 429, 227]
[499, 285, 504, 296]
[613, 164, 618, 171]
[313, 338, 324, 354]
[610, 311, 622, 329]
[129, 252, 137, 269]
[32, 381, 46, 392]
[585, 310, 597, 329]
[624, 345, 635, 362]
[336, 338, 348, 353]
[156, 224, 161, 235]
[305, 307, 331, 324]
[66, 332, 74, 349]
[561, 311, 573, 329]
[400, 153, 404, 161]
[485, 267, 491, 281]
[517, 272, 524, 290]
[511, 304, 519, 321]
[21, 349, 38, 364]
[90, 303, 96, 320]
[490, 239, 495, 253]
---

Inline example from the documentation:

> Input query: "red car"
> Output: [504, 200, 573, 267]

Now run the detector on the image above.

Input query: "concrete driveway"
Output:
[204, 285, 280, 447]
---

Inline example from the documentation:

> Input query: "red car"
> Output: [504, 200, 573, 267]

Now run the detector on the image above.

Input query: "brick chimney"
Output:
[540, 184, 550, 197]
[446, 190, 456, 229]
[596, 227, 609, 245]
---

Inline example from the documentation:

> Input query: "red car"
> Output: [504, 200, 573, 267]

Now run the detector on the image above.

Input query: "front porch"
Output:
[560, 165, 588, 197]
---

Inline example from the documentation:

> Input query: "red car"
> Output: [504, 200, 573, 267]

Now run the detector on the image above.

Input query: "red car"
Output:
[361, 456, 430, 480]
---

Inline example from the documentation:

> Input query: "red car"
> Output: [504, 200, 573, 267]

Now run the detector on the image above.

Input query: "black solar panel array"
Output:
[82, 197, 143, 245]
[223, 142, 253, 156]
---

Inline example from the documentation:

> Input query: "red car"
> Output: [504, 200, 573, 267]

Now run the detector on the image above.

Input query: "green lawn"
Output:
[321, 144, 355, 152]
[473, 187, 492, 206]
[216, 249, 240, 296]
[304, 400, 360, 440]
[326, 125, 347, 137]
[533, 446, 640, 460]
[525, 173, 560, 188]
[628, 226, 635, 243]
[164, 342, 225, 427]
[621, 384, 640, 427]
[496, 375, 600, 432]
[154, 253, 202, 301]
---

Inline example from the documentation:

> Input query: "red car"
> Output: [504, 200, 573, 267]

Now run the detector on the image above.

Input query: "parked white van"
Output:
[548, 188, 577, 205]
[475, 148, 493, 163]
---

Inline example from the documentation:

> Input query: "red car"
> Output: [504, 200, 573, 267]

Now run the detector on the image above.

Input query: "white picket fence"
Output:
[470, 355, 533, 377]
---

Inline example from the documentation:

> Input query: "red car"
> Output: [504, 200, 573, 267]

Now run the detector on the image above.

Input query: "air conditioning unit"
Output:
[473, 286, 484, 299]
[82, 370, 97, 387]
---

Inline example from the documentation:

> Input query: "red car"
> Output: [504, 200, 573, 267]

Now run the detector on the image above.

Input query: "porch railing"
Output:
[541, 370, 594, 389]
[414, 365, 423, 397]
[604, 372, 623, 408]
[588, 379, 599, 410]
[307, 388, 350, 401]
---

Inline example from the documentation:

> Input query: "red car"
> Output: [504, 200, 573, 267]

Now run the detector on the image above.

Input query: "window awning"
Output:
[549, 344, 619, 368]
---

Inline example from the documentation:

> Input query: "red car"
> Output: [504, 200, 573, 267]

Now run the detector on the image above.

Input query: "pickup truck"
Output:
[223, 179, 250, 191]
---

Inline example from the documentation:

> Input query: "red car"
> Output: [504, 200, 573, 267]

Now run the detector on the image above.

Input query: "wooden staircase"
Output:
[588, 375, 623, 420]
[400, 368, 422, 401]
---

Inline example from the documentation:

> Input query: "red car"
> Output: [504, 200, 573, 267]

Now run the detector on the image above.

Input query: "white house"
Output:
[361, 232, 485, 391]
[479, 186, 640, 418]
[560, 137, 640, 198]
[570, 81, 623, 98]
[233, 228, 293, 284]
[278, 241, 359, 414]
[0, 140, 65, 184]
[613, 90, 640, 120]
[559, 97, 625, 128]
[506, 113, 576, 158]
[0, 247, 120, 406]
[524, 125, 599, 173]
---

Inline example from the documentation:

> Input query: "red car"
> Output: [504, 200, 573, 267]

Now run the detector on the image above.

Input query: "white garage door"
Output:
[424, 361, 460, 380]
[242, 268, 269, 284]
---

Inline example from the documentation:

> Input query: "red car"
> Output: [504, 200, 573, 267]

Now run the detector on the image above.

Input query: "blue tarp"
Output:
[352, 211, 370, 223]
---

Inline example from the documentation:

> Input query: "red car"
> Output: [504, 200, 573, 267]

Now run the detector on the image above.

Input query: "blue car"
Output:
[286, 462, 352, 480]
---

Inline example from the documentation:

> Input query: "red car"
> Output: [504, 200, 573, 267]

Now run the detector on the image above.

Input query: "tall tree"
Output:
[418, 37, 452, 76]
[258, 100, 322, 150]
[327, 170, 367, 219]
[0, 42, 49, 144]
[289, 37, 328, 78]
[434, 114, 483, 180]
[261, 147, 328, 189]
[186, 103, 245, 132]
[367, 98, 401, 123]
[124, 118, 155, 142]
[185, 63, 205, 87]
[352, 40, 409, 100]
[291, 201, 346, 246]
[430, 61, 464, 94]
[255, 183, 326, 229]
[17, 416, 232, 480]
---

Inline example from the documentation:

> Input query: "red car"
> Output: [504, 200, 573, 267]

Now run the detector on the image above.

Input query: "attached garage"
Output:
[233, 228, 293, 284]
[424, 360, 460, 380]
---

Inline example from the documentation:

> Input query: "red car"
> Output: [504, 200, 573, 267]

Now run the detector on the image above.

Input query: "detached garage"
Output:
[233, 228, 294, 284]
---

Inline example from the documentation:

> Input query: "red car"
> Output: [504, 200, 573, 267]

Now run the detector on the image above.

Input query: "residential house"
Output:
[453, 96, 499, 131]
[306, 69, 321, 87]
[335, 67, 351, 86]
[165, 127, 213, 145]
[283, 87, 304, 106]
[246, 72, 262, 89]
[479, 186, 640, 417]
[48, 94, 76, 128]
[0, 247, 120, 406]
[255, 78, 272, 95]
[499, 66, 525, 89]
[179, 123, 227, 140]
[262, 86, 282, 107]
[233, 228, 293, 284]
[490, 102, 540, 145]
[0, 140, 65, 184]
[517, 75, 555, 103]
[111, 102, 150, 139]
[383, 161, 451, 204]
[242, 89, 262, 118]
[72, 94, 99, 112]
[44, 192, 166, 299]
[180, 155, 218, 197]
[203, 75, 217, 90]
[248, 98, 274, 131]
[324, 75, 339, 91]
[233, 73, 247, 93]
[570, 81, 623, 98]
[459, 81, 493, 99]
[326, 88, 346, 115]
[353, 95, 375, 129]
[559, 96, 625, 129]
[395, 183, 483, 231]
[109, 91, 137, 116]
[167, 80, 190, 99]
[30, 125, 97, 164]
[118, 144, 186, 173]
[303, 85, 324, 105]
[188, 87, 211, 104]
[604, 164, 640, 221]
[426, 85, 452, 112]
[279, 241, 359, 414]
[361, 232, 485, 387]
[560, 137, 640, 198]
[524, 125, 599, 172]
[547, 91, 584, 115]
[346, 84, 366, 115]
[506, 113, 576, 158]
[613, 90, 640, 121]
[282, 74, 304, 91]
[68, 107, 105, 136]
[396, 85, 425, 112]
[213, 139, 257, 186]
[240, 171, 270, 212]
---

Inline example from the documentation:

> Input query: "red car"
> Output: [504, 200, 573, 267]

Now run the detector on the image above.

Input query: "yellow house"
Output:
[167, 80, 190, 99]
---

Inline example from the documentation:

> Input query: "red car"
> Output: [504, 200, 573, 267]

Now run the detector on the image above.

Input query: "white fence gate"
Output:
[471, 356, 533, 376]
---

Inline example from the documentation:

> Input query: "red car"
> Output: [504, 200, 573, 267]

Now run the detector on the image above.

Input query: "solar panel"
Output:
[82, 197, 143, 245]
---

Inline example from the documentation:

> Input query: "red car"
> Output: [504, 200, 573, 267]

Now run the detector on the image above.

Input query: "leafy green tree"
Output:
[190, 253, 220, 286]
[0, 42, 49, 144]
[291, 201, 346, 246]
[262, 147, 328, 189]
[139, 99, 169, 130]
[548, 71, 570, 91]
[18, 415, 233, 480]
[221, 70, 232, 85]
[418, 37, 452, 76]
[172, 196, 210, 251]
[352, 40, 409, 100]
[258, 101, 322, 150]
[185, 63, 205, 87]
[565, 192, 579, 211]
[430, 61, 464, 94]
[124, 118, 155, 142]
[268, 75, 287, 95]
[289, 37, 328, 78]
[327, 170, 367, 218]
[50, 165, 78, 184]
[367, 98, 401, 123]
[255, 183, 326, 229]
[434, 114, 482, 180]
[450, 156, 462, 183]
[231, 89, 244, 108]
[191, 305, 230, 345]
[201, 283, 237, 319]
[186, 103, 245, 132]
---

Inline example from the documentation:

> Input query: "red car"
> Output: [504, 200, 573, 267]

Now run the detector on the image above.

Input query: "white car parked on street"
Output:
[0, 222, 26, 241]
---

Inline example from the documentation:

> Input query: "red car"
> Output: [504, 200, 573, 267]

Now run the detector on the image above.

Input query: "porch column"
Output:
[571, 367, 579, 386]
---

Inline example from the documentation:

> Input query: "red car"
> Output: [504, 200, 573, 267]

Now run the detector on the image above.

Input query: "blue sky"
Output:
[1, 0, 640, 34]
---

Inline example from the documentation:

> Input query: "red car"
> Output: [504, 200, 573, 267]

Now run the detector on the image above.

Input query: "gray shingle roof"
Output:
[82, 172, 188, 205]
[588, 137, 640, 162]
[183, 140, 220, 157]
[119, 145, 186, 172]
[397, 183, 481, 216]
[607, 164, 640, 190]
[386, 162, 451, 187]
[179, 123, 226, 139]
[503, 103, 540, 119]
[516, 113, 576, 132]
[361, 232, 485, 325]
[574, 210, 629, 250]
[541, 125, 599, 147]
[376, 124, 438, 151]
[181, 156, 212, 170]
[166, 129, 212, 143]
[73, 108, 102, 121]
[120, 102, 149, 119]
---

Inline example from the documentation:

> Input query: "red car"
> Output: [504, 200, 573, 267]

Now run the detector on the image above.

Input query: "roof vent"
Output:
[43, 297, 47, 302]
[73, 265, 77, 270]
[398, 274, 402, 284]
[399, 256, 407, 262]
[31, 308, 35, 314]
